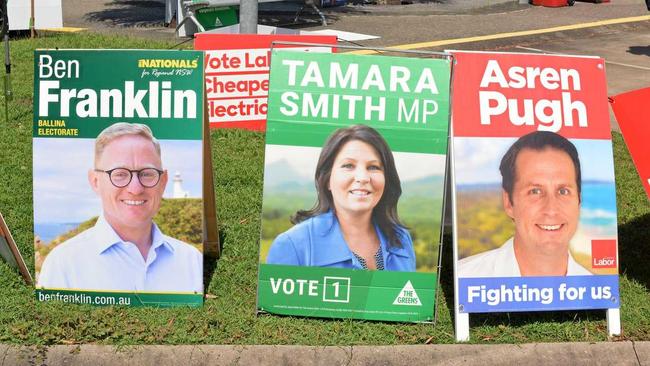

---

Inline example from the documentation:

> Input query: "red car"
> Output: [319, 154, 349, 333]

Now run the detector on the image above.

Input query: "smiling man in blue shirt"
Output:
[458, 131, 591, 278]
[38, 123, 203, 293]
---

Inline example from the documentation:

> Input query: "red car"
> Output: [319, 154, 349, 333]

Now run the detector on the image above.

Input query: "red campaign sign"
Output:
[195, 34, 337, 131]
[610, 87, 650, 200]
[451, 51, 611, 140]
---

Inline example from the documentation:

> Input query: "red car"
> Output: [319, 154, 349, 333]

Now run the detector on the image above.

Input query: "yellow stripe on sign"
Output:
[347, 15, 650, 55]
[41, 27, 86, 33]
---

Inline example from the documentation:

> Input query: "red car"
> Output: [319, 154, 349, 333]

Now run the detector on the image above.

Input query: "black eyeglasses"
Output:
[94, 168, 164, 188]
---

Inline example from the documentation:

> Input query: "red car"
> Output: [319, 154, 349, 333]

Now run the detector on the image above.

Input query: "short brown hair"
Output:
[500, 131, 581, 204]
[293, 125, 406, 248]
[94, 123, 161, 166]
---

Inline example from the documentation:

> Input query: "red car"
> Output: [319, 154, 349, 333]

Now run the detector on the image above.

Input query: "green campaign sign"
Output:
[266, 51, 450, 154]
[259, 265, 435, 321]
[33, 50, 203, 140]
[37, 289, 203, 307]
[257, 50, 451, 322]
[33, 50, 205, 307]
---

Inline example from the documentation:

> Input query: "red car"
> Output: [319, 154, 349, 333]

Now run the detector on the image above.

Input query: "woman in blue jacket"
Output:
[266, 125, 415, 272]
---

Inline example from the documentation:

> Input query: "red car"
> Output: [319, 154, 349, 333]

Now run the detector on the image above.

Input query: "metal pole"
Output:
[3, 33, 10, 123]
[30, 0, 35, 38]
[239, 0, 258, 34]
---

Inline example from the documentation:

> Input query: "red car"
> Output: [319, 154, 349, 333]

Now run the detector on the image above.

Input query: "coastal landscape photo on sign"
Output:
[33, 50, 205, 307]
[450, 50, 620, 339]
[257, 48, 452, 322]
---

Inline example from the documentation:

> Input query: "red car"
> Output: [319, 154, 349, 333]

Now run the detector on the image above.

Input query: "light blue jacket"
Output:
[266, 211, 415, 271]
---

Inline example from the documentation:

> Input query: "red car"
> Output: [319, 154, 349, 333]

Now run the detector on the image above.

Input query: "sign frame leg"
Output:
[455, 312, 470, 342]
[202, 88, 220, 258]
[607, 308, 621, 336]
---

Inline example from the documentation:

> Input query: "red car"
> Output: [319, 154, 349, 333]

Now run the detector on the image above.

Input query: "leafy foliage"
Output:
[456, 189, 514, 259]
[154, 198, 203, 247]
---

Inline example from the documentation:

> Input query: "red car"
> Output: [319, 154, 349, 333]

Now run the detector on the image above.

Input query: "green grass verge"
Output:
[0, 31, 649, 345]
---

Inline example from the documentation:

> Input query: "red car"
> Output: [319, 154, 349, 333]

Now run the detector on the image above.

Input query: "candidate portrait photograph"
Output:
[455, 131, 618, 278]
[260, 124, 446, 273]
[34, 122, 204, 293]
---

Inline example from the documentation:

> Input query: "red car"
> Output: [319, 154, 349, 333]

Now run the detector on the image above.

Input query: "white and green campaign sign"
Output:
[33, 50, 205, 307]
[257, 50, 451, 322]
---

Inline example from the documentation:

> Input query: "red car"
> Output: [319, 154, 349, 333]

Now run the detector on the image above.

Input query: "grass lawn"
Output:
[0, 32, 648, 345]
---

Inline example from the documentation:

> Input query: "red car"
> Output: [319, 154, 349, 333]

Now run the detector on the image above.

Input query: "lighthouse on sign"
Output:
[172, 171, 189, 198]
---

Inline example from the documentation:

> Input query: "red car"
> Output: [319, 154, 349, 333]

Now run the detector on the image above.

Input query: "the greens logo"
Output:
[393, 281, 421, 306]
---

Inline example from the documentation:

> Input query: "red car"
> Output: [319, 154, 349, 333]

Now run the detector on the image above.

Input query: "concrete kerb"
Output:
[0, 342, 645, 365]
[635, 341, 650, 365]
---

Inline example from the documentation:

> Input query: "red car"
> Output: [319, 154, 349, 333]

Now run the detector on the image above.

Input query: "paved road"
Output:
[319, 1, 650, 133]
[60, 0, 650, 130]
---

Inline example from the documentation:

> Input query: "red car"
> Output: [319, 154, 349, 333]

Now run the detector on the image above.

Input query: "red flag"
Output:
[610, 87, 650, 200]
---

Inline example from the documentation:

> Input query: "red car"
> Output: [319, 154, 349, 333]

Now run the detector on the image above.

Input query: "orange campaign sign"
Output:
[610, 87, 650, 200]
[449, 51, 621, 341]
[194, 34, 337, 131]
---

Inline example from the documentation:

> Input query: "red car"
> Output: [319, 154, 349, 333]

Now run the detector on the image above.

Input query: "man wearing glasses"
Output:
[38, 123, 203, 293]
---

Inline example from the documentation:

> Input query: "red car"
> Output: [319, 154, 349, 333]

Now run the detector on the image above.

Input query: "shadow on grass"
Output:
[203, 254, 218, 292]
[618, 212, 650, 289]
[203, 229, 226, 291]
[466, 307, 606, 330]
[439, 232, 455, 321]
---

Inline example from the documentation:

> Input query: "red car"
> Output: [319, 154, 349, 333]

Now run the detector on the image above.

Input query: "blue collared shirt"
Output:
[38, 216, 203, 293]
[266, 211, 415, 271]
